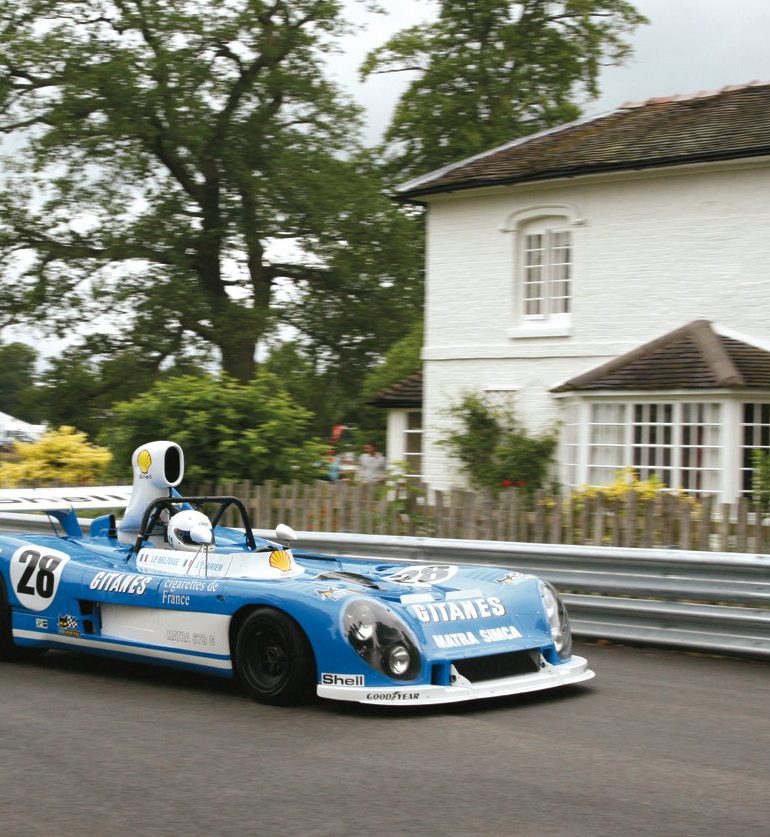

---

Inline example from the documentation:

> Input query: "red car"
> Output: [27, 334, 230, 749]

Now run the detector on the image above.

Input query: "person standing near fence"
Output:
[357, 443, 387, 483]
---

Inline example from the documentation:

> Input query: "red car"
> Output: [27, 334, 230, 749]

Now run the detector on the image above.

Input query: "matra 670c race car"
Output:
[0, 441, 594, 706]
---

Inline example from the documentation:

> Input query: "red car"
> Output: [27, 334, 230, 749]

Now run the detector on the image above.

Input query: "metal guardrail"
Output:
[254, 530, 770, 660]
[1, 515, 767, 659]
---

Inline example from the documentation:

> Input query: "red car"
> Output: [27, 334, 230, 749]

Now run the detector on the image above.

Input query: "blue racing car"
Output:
[0, 441, 594, 706]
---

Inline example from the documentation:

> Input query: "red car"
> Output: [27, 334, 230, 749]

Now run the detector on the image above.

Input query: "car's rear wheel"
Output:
[234, 608, 316, 706]
[0, 576, 47, 662]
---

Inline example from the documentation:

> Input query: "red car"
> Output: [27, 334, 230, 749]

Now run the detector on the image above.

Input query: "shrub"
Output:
[0, 426, 111, 486]
[441, 393, 555, 495]
[570, 467, 667, 506]
[102, 372, 327, 484]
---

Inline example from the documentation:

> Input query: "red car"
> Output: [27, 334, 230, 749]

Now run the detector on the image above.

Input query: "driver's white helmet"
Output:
[167, 509, 214, 551]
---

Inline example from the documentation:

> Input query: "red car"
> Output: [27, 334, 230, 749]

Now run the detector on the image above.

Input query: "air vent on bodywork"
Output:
[164, 445, 182, 483]
[453, 650, 539, 683]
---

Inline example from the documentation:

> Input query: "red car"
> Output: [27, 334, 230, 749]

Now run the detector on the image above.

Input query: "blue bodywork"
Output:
[0, 511, 592, 704]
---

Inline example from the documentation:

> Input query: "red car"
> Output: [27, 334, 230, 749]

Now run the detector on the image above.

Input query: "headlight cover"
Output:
[342, 598, 421, 681]
[539, 581, 573, 660]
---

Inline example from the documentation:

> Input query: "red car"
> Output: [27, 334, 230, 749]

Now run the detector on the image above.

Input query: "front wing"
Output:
[318, 654, 594, 705]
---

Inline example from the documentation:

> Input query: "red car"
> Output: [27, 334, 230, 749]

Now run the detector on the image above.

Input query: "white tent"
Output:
[0, 411, 46, 445]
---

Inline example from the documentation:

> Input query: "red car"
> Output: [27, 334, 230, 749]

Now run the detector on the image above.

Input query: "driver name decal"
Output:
[408, 596, 506, 623]
[10, 546, 70, 611]
[89, 571, 152, 595]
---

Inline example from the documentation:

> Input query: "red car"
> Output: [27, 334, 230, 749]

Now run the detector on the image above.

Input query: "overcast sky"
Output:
[332, 0, 770, 146]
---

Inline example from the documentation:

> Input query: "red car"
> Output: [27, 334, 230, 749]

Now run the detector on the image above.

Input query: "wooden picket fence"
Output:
[188, 480, 770, 554]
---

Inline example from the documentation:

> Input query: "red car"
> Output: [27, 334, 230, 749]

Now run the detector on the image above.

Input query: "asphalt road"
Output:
[0, 642, 767, 837]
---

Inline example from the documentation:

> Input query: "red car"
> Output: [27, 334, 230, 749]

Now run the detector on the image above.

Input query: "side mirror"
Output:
[275, 523, 298, 545]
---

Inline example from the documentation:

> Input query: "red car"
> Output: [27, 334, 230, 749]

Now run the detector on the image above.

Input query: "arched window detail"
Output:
[503, 204, 583, 336]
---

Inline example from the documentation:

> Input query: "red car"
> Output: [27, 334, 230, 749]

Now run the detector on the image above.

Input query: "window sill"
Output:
[507, 324, 572, 339]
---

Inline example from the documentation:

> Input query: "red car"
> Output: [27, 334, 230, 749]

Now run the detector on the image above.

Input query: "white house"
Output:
[389, 81, 770, 501]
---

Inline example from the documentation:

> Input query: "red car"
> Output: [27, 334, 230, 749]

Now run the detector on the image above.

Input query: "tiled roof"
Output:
[369, 371, 423, 408]
[552, 320, 770, 393]
[396, 82, 770, 201]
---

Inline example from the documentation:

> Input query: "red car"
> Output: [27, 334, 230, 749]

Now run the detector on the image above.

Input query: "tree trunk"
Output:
[219, 330, 258, 381]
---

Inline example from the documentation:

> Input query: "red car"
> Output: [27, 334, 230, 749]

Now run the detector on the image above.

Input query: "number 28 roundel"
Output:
[9, 545, 70, 611]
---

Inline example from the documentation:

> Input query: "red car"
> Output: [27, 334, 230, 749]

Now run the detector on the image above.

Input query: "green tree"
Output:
[0, 341, 40, 421]
[442, 392, 555, 494]
[0, 0, 415, 381]
[102, 372, 326, 484]
[362, 0, 647, 179]
[362, 320, 423, 401]
[37, 337, 208, 438]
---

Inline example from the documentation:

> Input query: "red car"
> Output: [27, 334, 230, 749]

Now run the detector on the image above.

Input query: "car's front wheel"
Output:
[234, 608, 316, 706]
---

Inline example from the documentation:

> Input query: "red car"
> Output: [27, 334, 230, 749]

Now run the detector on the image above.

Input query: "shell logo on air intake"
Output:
[137, 449, 152, 474]
[269, 550, 292, 572]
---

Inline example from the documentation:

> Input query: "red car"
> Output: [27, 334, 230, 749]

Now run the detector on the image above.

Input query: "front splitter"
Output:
[317, 655, 595, 705]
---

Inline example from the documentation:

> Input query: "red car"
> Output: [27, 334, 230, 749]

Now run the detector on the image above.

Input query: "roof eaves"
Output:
[396, 146, 770, 202]
[550, 319, 713, 393]
[393, 108, 621, 196]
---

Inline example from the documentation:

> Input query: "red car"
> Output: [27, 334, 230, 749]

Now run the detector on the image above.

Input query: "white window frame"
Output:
[739, 401, 770, 496]
[502, 203, 583, 340]
[483, 387, 517, 414]
[561, 397, 723, 497]
[521, 223, 571, 322]
[403, 409, 422, 480]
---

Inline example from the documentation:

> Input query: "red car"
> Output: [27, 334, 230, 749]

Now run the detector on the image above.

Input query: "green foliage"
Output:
[0, 342, 40, 422]
[751, 449, 770, 511]
[441, 393, 555, 494]
[0, 1, 418, 381]
[37, 335, 209, 438]
[102, 373, 326, 484]
[362, 320, 423, 401]
[363, 0, 647, 179]
[0, 426, 111, 486]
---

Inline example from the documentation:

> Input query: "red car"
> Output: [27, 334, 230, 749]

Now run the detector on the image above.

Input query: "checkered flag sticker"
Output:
[58, 614, 78, 631]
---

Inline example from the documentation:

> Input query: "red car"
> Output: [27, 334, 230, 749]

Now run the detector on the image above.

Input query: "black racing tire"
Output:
[0, 575, 47, 662]
[234, 608, 316, 706]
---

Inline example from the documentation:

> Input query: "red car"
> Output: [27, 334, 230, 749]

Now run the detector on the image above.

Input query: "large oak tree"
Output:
[0, 0, 420, 381]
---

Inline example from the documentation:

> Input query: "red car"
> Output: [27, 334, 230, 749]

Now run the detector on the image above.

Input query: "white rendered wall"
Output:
[421, 159, 770, 489]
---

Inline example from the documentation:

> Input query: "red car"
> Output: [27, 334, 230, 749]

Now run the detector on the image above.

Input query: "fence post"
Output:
[549, 495, 562, 544]
[736, 497, 748, 553]
[719, 502, 731, 552]
[507, 489, 519, 542]
[623, 492, 637, 548]
[350, 482, 362, 533]
[678, 499, 692, 551]
[592, 494, 605, 546]
[697, 494, 713, 551]
[752, 500, 765, 554]
[534, 490, 545, 543]
[434, 490, 445, 539]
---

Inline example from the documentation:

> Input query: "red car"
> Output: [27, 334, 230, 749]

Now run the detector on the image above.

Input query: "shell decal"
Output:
[269, 550, 292, 572]
[136, 449, 152, 474]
